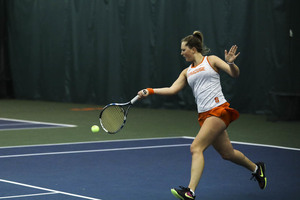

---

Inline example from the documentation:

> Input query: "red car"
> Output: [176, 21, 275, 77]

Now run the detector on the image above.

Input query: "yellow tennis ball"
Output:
[91, 125, 100, 133]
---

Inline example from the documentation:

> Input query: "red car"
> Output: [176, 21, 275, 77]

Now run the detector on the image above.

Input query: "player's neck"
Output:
[192, 54, 204, 67]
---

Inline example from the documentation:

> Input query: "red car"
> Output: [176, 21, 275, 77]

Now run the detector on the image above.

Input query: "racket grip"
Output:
[130, 95, 140, 104]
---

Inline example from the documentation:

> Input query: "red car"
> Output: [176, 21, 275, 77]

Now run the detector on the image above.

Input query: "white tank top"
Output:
[187, 56, 227, 113]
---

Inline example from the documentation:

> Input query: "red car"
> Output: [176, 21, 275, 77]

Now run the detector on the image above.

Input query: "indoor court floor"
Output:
[0, 100, 299, 199]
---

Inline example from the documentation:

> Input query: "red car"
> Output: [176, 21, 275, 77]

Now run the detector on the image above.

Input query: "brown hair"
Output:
[181, 31, 210, 55]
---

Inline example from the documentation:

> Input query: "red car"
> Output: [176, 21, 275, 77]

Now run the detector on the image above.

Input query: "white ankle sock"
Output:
[253, 165, 258, 173]
[189, 188, 195, 196]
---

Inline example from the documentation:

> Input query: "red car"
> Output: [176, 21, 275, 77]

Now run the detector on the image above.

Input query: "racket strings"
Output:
[100, 106, 125, 133]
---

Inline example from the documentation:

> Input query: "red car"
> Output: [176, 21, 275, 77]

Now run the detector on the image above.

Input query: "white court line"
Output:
[0, 143, 191, 159]
[0, 192, 56, 199]
[0, 123, 34, 127]
[231, 141, 300, 151]
[0, 126, 76, 132]
[0, 117, 77, 129]
[1, 138, 298, 159]
[0, 136, 298, 154]
[1, 136, 299, 151]
[0, 179, 102, 200]
[0, 136, 183, 149]
[182, 136, 300, 151]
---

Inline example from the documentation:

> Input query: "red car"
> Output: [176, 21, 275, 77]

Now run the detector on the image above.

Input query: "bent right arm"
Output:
[138, 68, 188, 97]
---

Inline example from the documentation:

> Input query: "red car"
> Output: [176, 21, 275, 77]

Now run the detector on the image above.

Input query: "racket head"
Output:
[99, 104, 127, 134]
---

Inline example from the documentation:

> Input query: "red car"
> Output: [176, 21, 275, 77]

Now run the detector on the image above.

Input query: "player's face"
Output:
[181, 42, 194, 62]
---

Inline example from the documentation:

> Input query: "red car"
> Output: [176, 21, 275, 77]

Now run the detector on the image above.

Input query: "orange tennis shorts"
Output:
[198, 102, 240, 127]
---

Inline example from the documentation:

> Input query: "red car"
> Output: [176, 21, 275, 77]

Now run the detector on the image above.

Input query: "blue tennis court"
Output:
[0, 137, 299, 200]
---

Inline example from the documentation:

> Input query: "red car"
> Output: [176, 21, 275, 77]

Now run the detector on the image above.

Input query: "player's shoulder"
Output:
[207, 55, 222, 72]
[178, 67, 189, 78]
[183, 67, 189, 72]
[207, 55, 221, 63]
[182, 67, 189, 74]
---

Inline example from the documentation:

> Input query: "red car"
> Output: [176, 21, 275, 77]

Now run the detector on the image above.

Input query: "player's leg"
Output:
[187, 116, 227, 191]
[212, 130, 267, 189]
[212, 130, 256, 171]
[171, 116, 227, 200]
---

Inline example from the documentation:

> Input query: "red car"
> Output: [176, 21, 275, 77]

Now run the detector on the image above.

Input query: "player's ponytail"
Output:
[193, 31, 203, 43]
[182, 30, 210, 55]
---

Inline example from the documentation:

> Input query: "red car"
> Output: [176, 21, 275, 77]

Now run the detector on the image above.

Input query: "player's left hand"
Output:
[225, 45, 240, 63]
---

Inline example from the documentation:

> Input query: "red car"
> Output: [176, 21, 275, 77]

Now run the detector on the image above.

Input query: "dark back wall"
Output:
[1, 0, 299, 114]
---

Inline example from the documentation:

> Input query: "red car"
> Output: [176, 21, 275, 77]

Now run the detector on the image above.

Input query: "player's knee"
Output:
[219, 152, 234, 161]
[190, 143, 204, 155]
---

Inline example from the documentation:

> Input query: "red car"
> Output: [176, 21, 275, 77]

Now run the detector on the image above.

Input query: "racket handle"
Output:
[130, 95, 140, 104]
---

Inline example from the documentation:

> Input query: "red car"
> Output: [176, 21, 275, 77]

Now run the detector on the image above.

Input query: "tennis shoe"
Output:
[251, 162, 267, 189]
[171, 186, 195, 200]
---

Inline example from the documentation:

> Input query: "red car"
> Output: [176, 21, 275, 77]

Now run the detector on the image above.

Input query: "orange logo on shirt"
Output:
[188, 67, 205, 76]
[215, 97, 219, 103]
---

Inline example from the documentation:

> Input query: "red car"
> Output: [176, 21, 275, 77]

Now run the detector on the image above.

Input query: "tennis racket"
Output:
[99, 94, 142, 134]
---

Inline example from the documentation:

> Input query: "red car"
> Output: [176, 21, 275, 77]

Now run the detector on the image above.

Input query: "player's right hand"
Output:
[138, 89, 149, 98]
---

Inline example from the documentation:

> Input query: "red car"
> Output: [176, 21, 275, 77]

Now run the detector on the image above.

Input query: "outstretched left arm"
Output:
[209, 45, 240, 78]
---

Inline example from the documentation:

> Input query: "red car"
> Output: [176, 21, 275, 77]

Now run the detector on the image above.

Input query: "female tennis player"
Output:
[138, 31, 266, 200]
